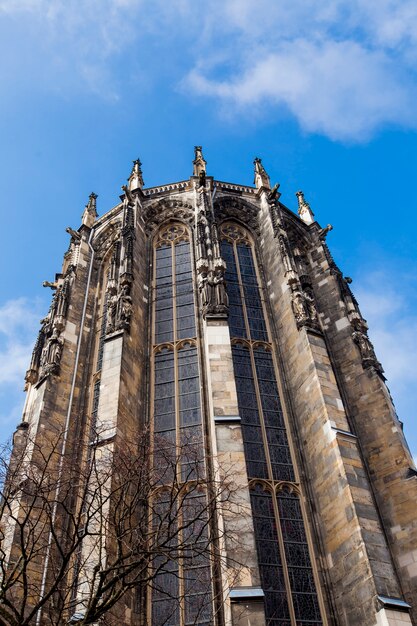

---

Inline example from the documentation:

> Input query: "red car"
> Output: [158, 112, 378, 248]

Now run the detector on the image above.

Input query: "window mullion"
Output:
[249, 348, 297, 625]
[272, 488, 297, 626]
[233, 242, 251, 342]
[233, 239, 297, 626]
[172, 241, 185, 626]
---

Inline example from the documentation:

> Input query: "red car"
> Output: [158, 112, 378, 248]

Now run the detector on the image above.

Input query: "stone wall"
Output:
[9, 164, 417, 625]
[256, 191, 412, 625]
[307, 229, 417, 622]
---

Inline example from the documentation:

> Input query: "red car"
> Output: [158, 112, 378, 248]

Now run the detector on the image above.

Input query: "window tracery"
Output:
[150, 222, 212, 626]
[220, 221, 323, 626]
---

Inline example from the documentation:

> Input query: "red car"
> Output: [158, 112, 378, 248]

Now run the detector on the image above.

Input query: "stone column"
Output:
[203, 317, 266, 626]
[308, 235, 417, 624]
[257, 198, 413, 625]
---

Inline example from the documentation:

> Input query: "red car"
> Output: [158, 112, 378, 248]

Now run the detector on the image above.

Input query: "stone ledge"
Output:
[214, 415, 241, 424]
[332, 426, 358, 439]
[104, 329, 124, 342]
[229, 587, 264, 602]
[378, 595, 411, 610]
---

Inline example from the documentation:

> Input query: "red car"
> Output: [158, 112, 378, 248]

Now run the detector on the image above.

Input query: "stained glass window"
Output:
[151, 223, 212, 626]
[220, 241, 247, 339]
[220, 222, 323, 626]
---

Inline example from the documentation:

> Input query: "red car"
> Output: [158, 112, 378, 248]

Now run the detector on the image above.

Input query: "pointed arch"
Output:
[213, 195, 261, 236]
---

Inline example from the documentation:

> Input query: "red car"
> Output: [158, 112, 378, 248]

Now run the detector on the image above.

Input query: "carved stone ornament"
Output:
[127, 159, 144, 191]
[25, 268, 74, 386]
[276, 232, 321, 332]
[268, 200, 281, 238]
[25, 329, 46, 388]
[351, 318, 384, 376]
[143, 198, 194, 234]
[39, 330, 64, 378]
[295, 190, 314, 225]
[194, 186, 229, 319]
[290, 287, 319, 331]
[193, 146, 207, 181]
[115, 282, 133, 331]
[196, 209, 210, 263]
[278, 235, 298, 284]
[104, 193, 135, 335]
[199, 265, 229, 318]
[94, 222, 122, 260]
[105, 244, 120, 335]
[106, 292, 118, 334]
[54, 273, 72, 331]
[253, 157, 271, 190]
[214, 197, 260, 236]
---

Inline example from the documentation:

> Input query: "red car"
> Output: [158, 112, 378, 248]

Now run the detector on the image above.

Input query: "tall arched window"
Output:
[150, 223, 212, 626]
[220, 222, 324, 626]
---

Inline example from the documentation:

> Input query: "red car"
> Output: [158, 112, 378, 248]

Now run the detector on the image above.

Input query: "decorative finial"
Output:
[87, 192, 97, 211]
[295, 190, 315, 225]
[253, 157, 271, 190]
[128, 158, 144, 191]
[81, 192, 98, 228]
[193, 146, 207, 180]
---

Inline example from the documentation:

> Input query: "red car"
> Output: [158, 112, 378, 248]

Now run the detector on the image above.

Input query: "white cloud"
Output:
[0, 298, 46, 442]
[182, 0, 417, 140]
[186, 40, 415, 140]
[0, 298, 45, 442]
[2, 0, 417, 139]
[0, 298, 43, 386]
[0, 0, 145, 100]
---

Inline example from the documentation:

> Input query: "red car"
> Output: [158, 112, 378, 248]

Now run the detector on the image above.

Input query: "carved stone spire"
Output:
[193, 146, 207, 186]
[81, 193, 98, 228]
[127, 158, 144, 191]
[254, 157, 271, 190]
[296, 190, 315, 225]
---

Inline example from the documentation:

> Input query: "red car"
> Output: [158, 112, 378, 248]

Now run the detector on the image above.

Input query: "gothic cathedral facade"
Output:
[6, 148, 417, 626]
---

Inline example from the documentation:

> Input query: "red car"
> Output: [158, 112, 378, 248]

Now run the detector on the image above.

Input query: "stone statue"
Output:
[352, 330, 375, 362]
[303, 285, 319, 326]
[39, 330, 64, 377]
[54, 276, 71, 330]
[199, 272, 210, 309]
[48, 331, 63, 373]
[291, 285, 320, 330]
[199, 268, 228, 317]
[25, 330, 46, 387]
[106, 292, 118, 334]
[278, 236, 294, 276]
[213, 269, 228, 311]
[291, 290, 308, 327]
[116, 283, 132, 330]
[197, 213, 209, 260]
[211, 223, 220, 258]
[41, 303, 55, 338]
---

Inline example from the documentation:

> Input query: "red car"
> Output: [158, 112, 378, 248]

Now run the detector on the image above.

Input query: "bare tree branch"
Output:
[0, 427, 245, 625]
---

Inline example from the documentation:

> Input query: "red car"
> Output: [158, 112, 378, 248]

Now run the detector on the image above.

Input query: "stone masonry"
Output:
[5, 149, 417, 626]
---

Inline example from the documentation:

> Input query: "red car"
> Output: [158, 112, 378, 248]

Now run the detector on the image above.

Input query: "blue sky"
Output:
[1, 0, 417, 459]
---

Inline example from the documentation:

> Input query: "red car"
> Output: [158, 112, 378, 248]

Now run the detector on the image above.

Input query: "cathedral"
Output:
[3, 148, 417, 626]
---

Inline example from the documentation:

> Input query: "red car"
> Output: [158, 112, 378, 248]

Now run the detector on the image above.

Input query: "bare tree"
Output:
[0, 428, 243, 626]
